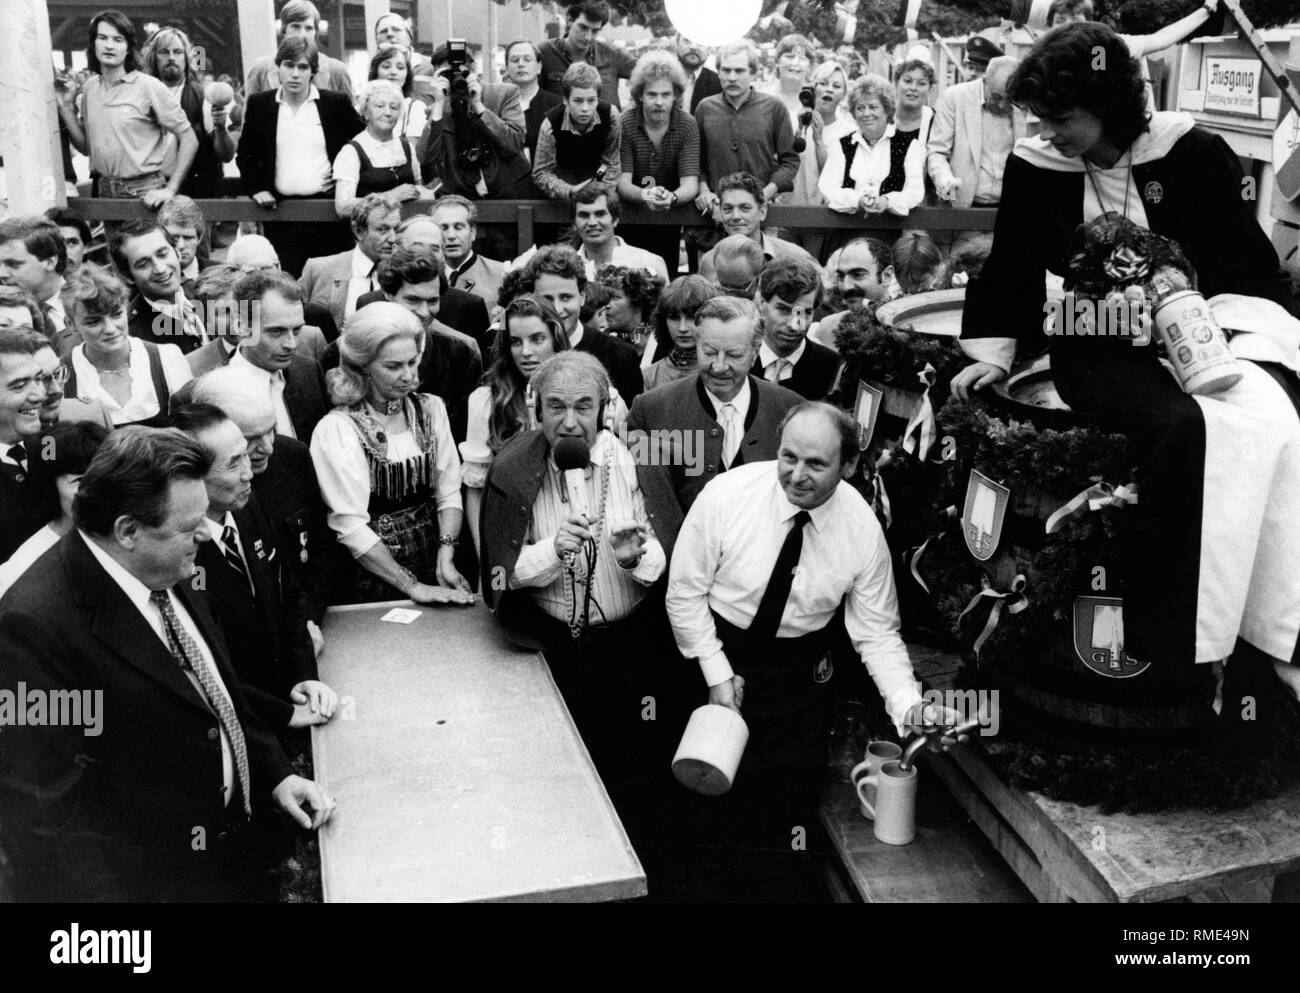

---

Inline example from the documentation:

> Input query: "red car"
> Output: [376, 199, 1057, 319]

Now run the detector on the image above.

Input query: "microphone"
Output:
[553, 436, 591, 568]
[793, 135, 807, 153]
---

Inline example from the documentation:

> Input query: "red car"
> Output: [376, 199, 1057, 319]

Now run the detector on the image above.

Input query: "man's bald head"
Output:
[984, 57, 1019, 115]
[226, 234, 279, 271]
[397, 215, 444, 262]
[713, 235, 766, 298]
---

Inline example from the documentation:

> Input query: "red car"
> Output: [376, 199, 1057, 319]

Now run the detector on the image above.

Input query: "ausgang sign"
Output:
[1203, 56, 1263, 117]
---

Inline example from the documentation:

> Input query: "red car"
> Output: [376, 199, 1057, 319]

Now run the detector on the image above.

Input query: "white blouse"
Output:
[459, 384, 630, 491]
[819, 125, 925, 217]
[399, 97, 428, 141]
[310, 396, 463, 557]
[70, 338, 192, 425]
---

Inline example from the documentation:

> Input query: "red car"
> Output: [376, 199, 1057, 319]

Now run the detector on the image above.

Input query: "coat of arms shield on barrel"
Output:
[962, 469, 1009, 562]
[1071, 596, 1151, 678]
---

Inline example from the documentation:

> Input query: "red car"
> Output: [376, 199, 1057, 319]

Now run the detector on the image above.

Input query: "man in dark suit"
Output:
[526, 246, 642, 406]
[344, 248, 482, 444]
[0, 331, 51, 561]
[190, 367, 340, 638]
[433, 197, 509, 312]
[752, 258, 844, 401]
[380, 215, 491, 350]
[226, 270, 328, 443]
[111, 221, 208, 355]
[226, 234, 341, 342]
[171, 403, 336, 737]
[677, 35, 722, 114]
[0, 428, 334, 902]
[235, 35, 363, 276]
[626, 297, 801, 562]
[415, 45, 534, 202]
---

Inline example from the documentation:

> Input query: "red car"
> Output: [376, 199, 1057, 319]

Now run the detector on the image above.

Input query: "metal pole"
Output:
[0, 0, 65, 209]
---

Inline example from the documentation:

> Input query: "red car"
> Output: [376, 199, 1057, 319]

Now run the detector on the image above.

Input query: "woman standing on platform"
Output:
[62, 265, 191, 428]
[311, 303, 474, 605]
[949, 22, 1300, 691]
[367, 46, 428, 143]
[459, 295, 628, 551]
[890, 59, 936, 176]
[811, 60, 854, 147]
[333, 80, 436, 219]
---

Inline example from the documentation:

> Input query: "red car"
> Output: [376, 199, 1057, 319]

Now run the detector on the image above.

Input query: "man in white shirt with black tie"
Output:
[667, 402, 959, 860]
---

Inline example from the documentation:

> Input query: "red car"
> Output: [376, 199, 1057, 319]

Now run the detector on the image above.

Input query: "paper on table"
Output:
[381, 607, 422, 624]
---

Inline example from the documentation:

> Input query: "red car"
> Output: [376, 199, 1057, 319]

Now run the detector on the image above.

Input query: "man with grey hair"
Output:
[0, 426, 335, 900]
[192, 365, 339, 646]
[626, 296, 802, 563]
[927, 56, 1027, 212]
[480, 349, 667, 883]
[666, 401, 960, 892]
[299, 193, 400, 328]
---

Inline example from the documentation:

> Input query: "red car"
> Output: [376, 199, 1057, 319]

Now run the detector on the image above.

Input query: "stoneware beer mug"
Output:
[672, 704, 749, 795]
[850, 740, 902, 817]
[857, 759, 918, 845]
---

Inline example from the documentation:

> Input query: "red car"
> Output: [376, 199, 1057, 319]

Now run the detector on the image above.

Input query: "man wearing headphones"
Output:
[478, 351, 668, 886]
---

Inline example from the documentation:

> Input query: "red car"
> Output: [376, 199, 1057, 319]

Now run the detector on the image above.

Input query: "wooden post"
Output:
[0, 0, 65, 211]
[237, 0, 277, 84]
[487, 0, 500, 83]
[364, 0, 392, 53]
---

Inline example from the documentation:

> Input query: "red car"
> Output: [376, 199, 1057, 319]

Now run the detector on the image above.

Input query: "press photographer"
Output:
[415, 40, 533, 203]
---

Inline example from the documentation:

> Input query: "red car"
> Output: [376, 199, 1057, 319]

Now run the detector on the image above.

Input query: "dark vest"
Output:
[177, 81, 224, 198]
[350, 138, 415, 198]
[545, 102, 613, 185]
[63, 342, 171, 429]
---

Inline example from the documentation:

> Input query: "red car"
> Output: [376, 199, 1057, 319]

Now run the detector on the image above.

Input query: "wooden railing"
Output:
[67, 199, 998, 257]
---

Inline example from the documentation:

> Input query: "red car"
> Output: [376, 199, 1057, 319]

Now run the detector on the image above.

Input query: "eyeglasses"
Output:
[720, 279, 757, 298]
[38, 367, 69, 389]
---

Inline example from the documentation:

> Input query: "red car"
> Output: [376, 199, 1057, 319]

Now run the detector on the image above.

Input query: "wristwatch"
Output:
[438, 535, 459, 548]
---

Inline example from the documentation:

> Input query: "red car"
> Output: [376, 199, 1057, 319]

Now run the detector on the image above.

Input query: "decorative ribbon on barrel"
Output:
[1043, 478, 1139, 535]
[905, 505, 958, 595]
[956, 573, 1029, 660]
[901, 362, 938, 462]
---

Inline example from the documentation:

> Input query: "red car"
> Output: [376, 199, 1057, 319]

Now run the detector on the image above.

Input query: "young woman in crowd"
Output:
[891, 230, 947, 294]
[334, 79, 436, 218]
[0, 422, 109, 598]
[810, 59, 853, 146]
[367, 45, 428, 142]
[891, 59, 936, 166]
[311, 303, 474, 605]
[62, 264, 192, 427]
[642, 275, 720, 392]
[459, 295, 629, 551]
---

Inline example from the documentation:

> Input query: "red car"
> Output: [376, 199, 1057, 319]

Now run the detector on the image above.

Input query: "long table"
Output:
[313, 601, 645, 902]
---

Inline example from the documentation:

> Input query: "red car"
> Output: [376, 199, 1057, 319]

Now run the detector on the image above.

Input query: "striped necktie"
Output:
[221, 523, 254, 593]
[149, 590, 252, 817]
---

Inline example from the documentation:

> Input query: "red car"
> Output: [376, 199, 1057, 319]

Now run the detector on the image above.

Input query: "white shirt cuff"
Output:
[699, 649, 734, 688]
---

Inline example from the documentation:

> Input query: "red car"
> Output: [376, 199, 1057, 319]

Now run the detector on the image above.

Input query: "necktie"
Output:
[149, 590, 252, 816]
[221, 523, 254, 592]
[6, 443, 28, 474]
[747, 510, 811, 645]
[179, 300, 207, 345]
[765, 359, 790, 384]
[719, 403, 740, 468]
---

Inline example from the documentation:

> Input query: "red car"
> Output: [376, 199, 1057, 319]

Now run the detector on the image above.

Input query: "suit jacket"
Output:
[235, 89, 363, 197]
[575, 328, 643, 408]
[320, 311, 482, 444]
[300, 250, 384, 331]
[687, 67, 723, 115]
[194, 495, 316, 731]
[0, 530, 293, 901]
[925, 80, 1029, 210]
[522, 88, 564, 162]
[354, 286, 490, 353]
[252, 434, 339, 624]
[478, 429, 552, 647]
[281, 353, 329, 442]
[127, 290, 206, 355]
[416, 83, 534, 199]
[186, 324, 328, 378]
[626, 375, 802, 562]
[448, 254, 508, 313]
[56, 395, 113, 430]
[753, 339, 844, 401]
[0, 442, 47, 562]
